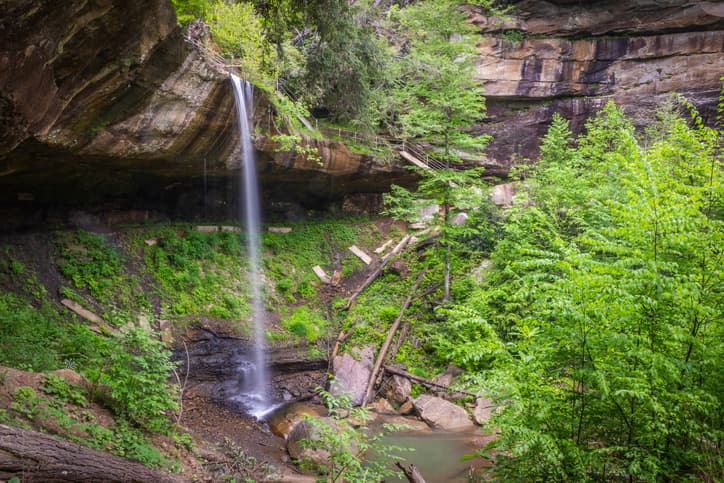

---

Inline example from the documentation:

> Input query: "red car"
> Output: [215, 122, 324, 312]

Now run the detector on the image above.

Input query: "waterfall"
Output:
[230, 74, 269, 418]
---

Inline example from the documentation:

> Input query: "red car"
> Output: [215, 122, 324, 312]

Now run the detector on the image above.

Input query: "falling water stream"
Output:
[230, 74, 271, 419]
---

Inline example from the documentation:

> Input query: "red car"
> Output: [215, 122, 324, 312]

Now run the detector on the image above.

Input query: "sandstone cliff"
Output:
[471, 0, 724, 166]
[0, 0, 722, 219]
[0, 0, 405, 218]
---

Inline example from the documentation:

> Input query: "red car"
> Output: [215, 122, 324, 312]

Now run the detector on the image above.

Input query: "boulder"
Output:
[287, 418, 356, 472]
[387, 259, 409, 278]
[369, 397, 396, 416]
[413, 394, 474, 431]
[268, 402, 322, 439]
[472, 397, 496, 426]
[491, 182, 516, 207]
[384, 374, 412, 404]
[286, 419, 331, 470]
[398, 399, 415, 416]
[383, 416, 430, 433]
[329, 345, 374, 406]
[450, 212, 469, 226]
[431, 365, 464, 396]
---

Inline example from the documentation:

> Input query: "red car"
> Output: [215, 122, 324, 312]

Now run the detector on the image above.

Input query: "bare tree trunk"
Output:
[389, 321, 410, 362]
[361, 270, 426, 406]
[0, 424, 187, 483]
[383, 365, 478, 398]
[395, 462, 427, 483]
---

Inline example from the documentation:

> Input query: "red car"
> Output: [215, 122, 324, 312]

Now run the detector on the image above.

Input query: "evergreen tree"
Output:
[385, 0, 490, 300]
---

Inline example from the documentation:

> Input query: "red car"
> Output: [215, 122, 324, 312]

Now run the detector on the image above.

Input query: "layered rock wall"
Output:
[471, 0, 724, 167]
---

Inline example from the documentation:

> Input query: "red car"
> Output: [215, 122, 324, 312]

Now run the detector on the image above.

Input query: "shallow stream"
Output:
[379, 429, 490, 482]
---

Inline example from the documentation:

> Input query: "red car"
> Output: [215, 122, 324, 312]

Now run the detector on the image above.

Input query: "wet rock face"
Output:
[0, 0, 182, 155]
[177, 327, 327, 414]
[470, 0, 724, 168]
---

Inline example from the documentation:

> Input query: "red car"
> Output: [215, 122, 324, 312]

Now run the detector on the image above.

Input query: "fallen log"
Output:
[0, 424, 187, 483]
[382, 365, 479, 399]
[395, 462, 427, 483]
[387, 283, 439, 362]
[361, 270, 426, 407]
[329, 327, 353, 363]
[343, 235, 412, 310]
[388, 321, 410, 363]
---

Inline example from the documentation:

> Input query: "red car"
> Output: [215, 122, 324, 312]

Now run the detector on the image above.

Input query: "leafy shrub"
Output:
[67, 326, 179, 434]
[111, 419, 169, 469]
[0, 294, 65, 371]
[40, 374, 87, 407]
[461, 102, 724, 481]
[55, 230, 149, 324]
[378, 305, 399, 323]
[206, 1, 277, 82]
[281, 306, 325, 342]
[298, 388, 409, 481]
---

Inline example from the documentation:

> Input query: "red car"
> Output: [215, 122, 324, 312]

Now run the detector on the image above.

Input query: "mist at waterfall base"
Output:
[229, 74, 276, 420]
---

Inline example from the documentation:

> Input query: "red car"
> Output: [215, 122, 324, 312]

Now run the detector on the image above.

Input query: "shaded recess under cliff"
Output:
[1, 0, 723, 227]
[0, 0, 411, 227]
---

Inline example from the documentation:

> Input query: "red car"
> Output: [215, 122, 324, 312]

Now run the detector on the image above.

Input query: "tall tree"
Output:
[460, 101, 723, 481]
[385, 0, 490, 300]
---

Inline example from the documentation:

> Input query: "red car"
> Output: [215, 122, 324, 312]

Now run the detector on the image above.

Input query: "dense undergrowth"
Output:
[0, 218, 390, 473]
[430, 101, 723, 481]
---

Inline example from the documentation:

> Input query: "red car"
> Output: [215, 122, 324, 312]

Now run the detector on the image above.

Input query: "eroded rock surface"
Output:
[329, 345, 375, 406]
[470, 0, 724, 167]
[383, 373, 412, 404]
[413, 394, 475, 431]
[472, 397, 495, 426]
[1, 0, 722, 216]
[0, 0, 410, 215]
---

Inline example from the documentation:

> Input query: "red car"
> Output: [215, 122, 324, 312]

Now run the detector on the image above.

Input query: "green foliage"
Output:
[384, 167, 490, 300]
[391, 0, 489, 159]
[458, 100, 723, 481]
[11, 386, 39, 417]
[298, 388, 409, 482]
[280, 306, 325, 342]
[377, 305, 399, 324]
[40, 373, 87, 407]
[170, 0, 208, 25]
[91, 328, 179, 433]
[263, 220, 360, 303]
[344, 271, 405, 348]
[431, 305, 503, 371]
[110, 419, 169, 469]
[54, 230, 149, 326]
[55, 230, 124, 300]
[7, 368, 175, 470]
[0, 294, 65, 371]
[142, 227, 250, 321]
[270, 133, 322, 165]
[206, 1, 277, 82]
[499, 29, 525, 42]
